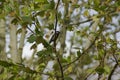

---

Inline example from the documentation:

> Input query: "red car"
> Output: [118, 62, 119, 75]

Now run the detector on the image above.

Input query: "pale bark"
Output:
[0, 19, 7, 77]
[18, 27, 26, 63]
[0, 19, 7, 60]
[84, 18, 99, 50]
[59, 3, 68, 55]
[9, 21, 18, 63]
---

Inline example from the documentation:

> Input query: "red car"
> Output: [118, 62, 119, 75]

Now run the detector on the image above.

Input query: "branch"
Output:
[107, 63, 118, 80]
[84, 66, 99, 80]
[54, 0, 64, 80]
[69, 19, 92, 26]
[113, 27, 120, 34]
[63, 28, 102, 69]
[113, 54, 119, 65]
[0, 60, 58, 78]
[18, 26, 26, 63]
[27, 26, 35, 34]
[107, 53, 119, 80]
[63, 35, 97, 68]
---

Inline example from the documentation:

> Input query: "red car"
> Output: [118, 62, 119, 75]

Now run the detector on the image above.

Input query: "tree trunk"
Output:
[9, 19, 19, 63]
[0, 19, 7, 60]
[0, 19, 7, 76]
[18, 26, 26, 63]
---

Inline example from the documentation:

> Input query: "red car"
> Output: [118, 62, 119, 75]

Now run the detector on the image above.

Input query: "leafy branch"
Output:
[63, 28, 102, 69]
[108, 54, 119, 80]
[0, 60, 59, 77]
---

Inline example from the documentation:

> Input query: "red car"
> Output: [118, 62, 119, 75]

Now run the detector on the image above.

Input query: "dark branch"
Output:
[107, 63, 118, 80]
[27, 26, 35, 34]
[113, 54, 119, 65]
[54, 0, 64, 80]
[69, 19, 92, 26]
[107, 53, 119, 80]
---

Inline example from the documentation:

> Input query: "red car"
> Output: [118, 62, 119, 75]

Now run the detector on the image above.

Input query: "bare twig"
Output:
[27, 26, 35, 34]
[54, 0, 64, 80]
[113, 54, 119, 65]
[69, 19, 92, 26]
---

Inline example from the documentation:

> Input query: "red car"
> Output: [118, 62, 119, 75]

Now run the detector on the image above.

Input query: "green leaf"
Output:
[27, 34, 36, 43]
[104, 65, 110, 74]
[34, 10, 45, 17]
[64, 76, 73, 80]
[36, 35, 43, 44]
[0, 0, 6, 2]
[37, 47, 52, 57]
[23, 67, 36, 73]
[0, 60, 14, 67]
[95, 67, 105, 75]
[83, 10, 89, 17]
[30, 43, 37, 50]
[34, 3, 41, 9]
[88, 0, 93, 4]
[39, 63, 46, 68]
[8, 75, 16, 80]
[47, 23, 54, 29]
[98, 49, 105, 57]
[34, 0, 55, 10]
[35, 34, 50, 47]
[62, 0, 71, 3]
[16, 28, 22, 34]
[43, 4, 52, 10]
[4, 5, 12, 13]
[87, 68, 94, 73]
[93, 55, 99, 60]
[53, 62, 59, 70]
[94, 0, 100, 6]
[67, 26, 74, 31]
[61, 58, 68, 63]
[37, 50, 46, 57]
[34, 0, 48, 4]
[11, 18, 19, 24]
[116, 52, 120, 55]
[49, 1, 55, 9]
[77, 50, 81, 57]
[72, 4, 80, 8]
[99, 5, 107, 10]
[21, 16, 32, 24]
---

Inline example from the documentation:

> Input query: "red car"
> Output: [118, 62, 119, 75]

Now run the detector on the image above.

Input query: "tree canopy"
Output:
[0, 0, 120, 80]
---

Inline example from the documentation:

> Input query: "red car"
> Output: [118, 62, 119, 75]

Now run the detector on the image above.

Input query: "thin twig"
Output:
[27, 26, 35, 34]
[84, 65, 98, 80]
[113, 54, 119, 65]
[54, 0, 64, 80]
[69, 19, 92, 26]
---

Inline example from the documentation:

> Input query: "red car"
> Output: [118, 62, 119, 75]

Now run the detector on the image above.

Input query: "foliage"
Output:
[0, 0, 120, 80]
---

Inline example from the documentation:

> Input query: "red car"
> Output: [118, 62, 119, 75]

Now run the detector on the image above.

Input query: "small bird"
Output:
[49, 31, 60, 43]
